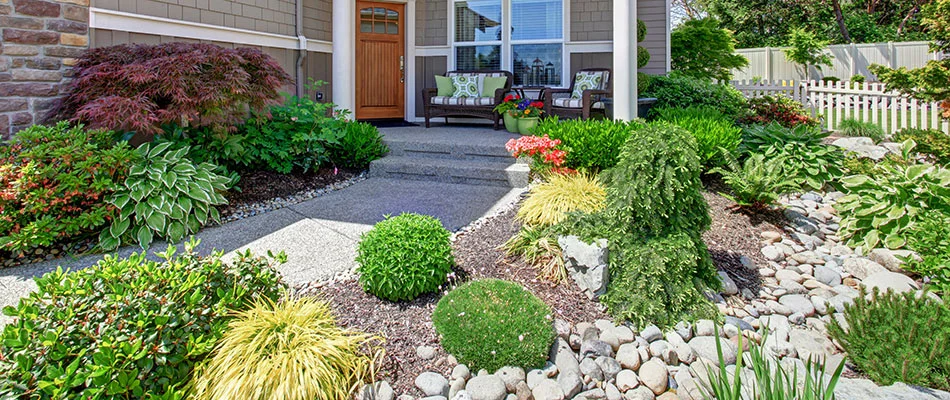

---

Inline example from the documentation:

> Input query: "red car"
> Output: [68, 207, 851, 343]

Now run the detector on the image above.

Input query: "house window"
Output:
[452, 0, 564, 86]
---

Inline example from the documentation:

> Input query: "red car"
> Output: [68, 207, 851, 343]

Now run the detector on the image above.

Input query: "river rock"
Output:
[417, 372, 450, 397]
[466, 376, 507, 400]
[861, 271, 920, 294]
[559, 236, 610, 299]
[637, 360, 669, 395]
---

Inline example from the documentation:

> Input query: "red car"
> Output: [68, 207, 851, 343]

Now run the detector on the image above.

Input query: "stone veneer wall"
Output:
[0, 0, 89, 139]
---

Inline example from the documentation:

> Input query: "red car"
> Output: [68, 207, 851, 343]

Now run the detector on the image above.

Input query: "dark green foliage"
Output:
[738, 122, 826, 154]
[532, 118, 644, 171]
[738, 95, 819, 128]
[240, 92, 348, 174]
[327, 121, 389, 169]
[827, 288, 950, 391]
[894, 128, 950, 165]
[0, 240, 286, 398]
[710, 153, 799, 209]
[904, 210, 950, 294]
[837, 119, 887, 142]
[99, 142, 231, 250]
[641, 73, 748, 120]
[559, 123, 719, 327]
[671, 18, 749, 82]
[654, 106, 742, 169]
[0, 122, 136, 253]
[601, 233, 718, 327]
[356, 213, 454, 301]
[432, 279, 555, 371]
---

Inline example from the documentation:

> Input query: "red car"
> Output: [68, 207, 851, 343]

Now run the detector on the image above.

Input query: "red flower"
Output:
[530, 101, 544, 109]
[504, 94, 521, 103]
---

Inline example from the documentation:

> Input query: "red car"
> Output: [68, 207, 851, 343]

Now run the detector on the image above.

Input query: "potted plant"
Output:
[516, 99, 544, 135]
[494, 94, 523, 133]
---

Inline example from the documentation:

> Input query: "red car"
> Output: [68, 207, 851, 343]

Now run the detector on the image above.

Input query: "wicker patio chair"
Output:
[543, 68, 611, 120]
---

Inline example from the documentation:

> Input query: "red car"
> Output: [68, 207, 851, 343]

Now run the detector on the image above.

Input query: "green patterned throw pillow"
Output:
[451, 75, 480, 98]
[571, 72, 604, 99]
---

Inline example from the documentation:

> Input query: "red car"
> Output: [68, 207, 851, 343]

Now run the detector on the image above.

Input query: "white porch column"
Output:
[332, 0, 355, 116]
[612, 0, 638, 120]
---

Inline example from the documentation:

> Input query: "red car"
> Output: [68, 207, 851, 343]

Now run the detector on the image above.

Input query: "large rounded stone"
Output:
[640, 325, 663, 343]
[861, 271, 920, 294]
[813, 265, 842, 286]
[616, 369, 640, 392]
[842, 258, 887, 280]
[688, 336, 737, 366]
[616, 343, 641, 370]
[532, 379, 564, 400]
[778, 294, 816, 317]
[495, 366, 526, 392]
[596, 356, 622, 381]
[360, 381, 395, 400]
[580, 357, 604, 382]
[416, 372, 449, 397]
[637, 360, 669, 395]
[623, 386, 656, 400]
[466, 375, 508, 400]
[557, 370, 583, 399]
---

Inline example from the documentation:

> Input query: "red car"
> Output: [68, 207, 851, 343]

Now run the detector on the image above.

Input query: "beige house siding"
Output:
[417, 0, 448, 46]
[303, 0, 332, 42]
[305, 51, 333, 100]
[415, 56, 448, 117]
[570, 0, 611, 42]
[90, 0, 297, 36]
[570, 52, 612, 82]
[568, 0, 668, 75]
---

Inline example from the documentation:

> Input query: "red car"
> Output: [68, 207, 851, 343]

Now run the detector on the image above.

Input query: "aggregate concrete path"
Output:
[0, 177, 523, 325]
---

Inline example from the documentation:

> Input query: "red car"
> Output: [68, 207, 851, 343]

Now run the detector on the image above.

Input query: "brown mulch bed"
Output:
[219, 167, 359, 216]
[318, 184, 787, 394]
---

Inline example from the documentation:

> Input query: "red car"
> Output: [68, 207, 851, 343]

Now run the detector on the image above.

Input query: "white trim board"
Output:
[89, 8, 333, 53]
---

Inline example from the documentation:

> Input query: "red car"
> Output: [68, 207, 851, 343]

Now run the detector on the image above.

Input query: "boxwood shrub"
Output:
[433, 279, 555, 371]
[0, 240, 286, 398]
[356, 213, 454, 301]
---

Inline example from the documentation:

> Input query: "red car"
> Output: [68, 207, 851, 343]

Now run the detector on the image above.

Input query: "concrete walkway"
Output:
[0, 177, 522, 324]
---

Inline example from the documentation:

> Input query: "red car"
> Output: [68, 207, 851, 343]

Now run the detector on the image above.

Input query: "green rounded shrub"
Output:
[433, 279, 555, 371]
[641, 73, 748, 120]
[532, 118, 644, 171]
[356, 213, 454, 301]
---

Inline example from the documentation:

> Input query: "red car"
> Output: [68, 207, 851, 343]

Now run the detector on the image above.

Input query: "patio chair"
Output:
[543, 68, 611, 120]
[422, 70, 514, 130]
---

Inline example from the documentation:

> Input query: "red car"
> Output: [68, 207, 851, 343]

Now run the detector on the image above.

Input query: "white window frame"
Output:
[450, 0, 567, 88]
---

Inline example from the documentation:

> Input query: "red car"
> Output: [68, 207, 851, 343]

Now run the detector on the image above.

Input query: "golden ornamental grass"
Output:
[189, 297, 384, 400]
[517, 173, 607, 227]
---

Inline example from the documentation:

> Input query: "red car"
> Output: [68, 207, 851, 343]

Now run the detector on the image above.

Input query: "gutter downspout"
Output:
[295, 0, 306, 97]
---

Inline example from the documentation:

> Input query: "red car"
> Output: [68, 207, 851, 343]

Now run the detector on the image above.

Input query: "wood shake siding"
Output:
[569, 0, 669, 75]
[570, 0, 611, 42]
[90, 0, 297, 36]
[303, 0, 332, 42]
[416, 0, 448, 46]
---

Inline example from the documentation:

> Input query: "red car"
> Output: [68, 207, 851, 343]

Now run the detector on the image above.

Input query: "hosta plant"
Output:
[100, 142, 230, 250]
[0, 122, 135, 253]
[737, 123, 826, 155]
[190, 297, 383, 400]
[0, 240, 286, 399]
[835, 141, 950, 251]
[764, 141, 844, 191]
[710, 152, 799, 209]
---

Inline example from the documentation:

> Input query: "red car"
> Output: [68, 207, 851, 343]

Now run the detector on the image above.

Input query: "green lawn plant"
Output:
[698, 325, 844, 400]
[0, 122, 136, 254]
[837, 118, 887, 142]
[828, 288, 950, 391]
[710, 152, 799, 209]
[432, 279, 555, 371]
[835, 141, 950, 251]
[0, 240, 286, 398]
[531, 118, 644, 172]
[190, 297, 383, 400]
[903, 210, 950, 295]
[100, 142, 230, 250]
[654, 106, 743, 169]
[356, 213, 454, 301]
[558, 122, 719, 327]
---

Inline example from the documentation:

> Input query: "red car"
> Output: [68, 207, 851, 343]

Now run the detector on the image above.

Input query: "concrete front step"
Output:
[370, 156, 529, 188]
[384, 138, 515, 162]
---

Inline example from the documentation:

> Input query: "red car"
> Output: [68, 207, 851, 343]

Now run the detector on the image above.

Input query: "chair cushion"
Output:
[451, 75, 480, 98]
[435, 75, 455, 96]
[481, 76, 507, 97]
[431, 96, 496, 106]
[553, 97, 604, 109]
[571, 71, 609, 99]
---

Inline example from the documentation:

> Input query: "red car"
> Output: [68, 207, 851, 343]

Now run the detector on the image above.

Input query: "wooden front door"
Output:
[355, 1, 405, 120]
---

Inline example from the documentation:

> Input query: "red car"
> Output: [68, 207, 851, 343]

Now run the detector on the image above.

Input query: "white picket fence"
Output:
[730, 79, 950, 135]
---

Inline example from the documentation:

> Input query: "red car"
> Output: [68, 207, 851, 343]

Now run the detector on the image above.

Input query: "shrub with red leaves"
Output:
[51, 43, 292, 137]
[738, 94, 820, 128]
[0, 122, 137, 253]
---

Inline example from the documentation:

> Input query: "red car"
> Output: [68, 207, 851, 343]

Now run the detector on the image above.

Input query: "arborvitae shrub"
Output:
[52, 43, 291, 137]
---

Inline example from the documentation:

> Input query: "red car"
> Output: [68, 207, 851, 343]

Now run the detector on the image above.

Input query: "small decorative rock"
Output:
[453, 364, 472, 381]
[558, 236, 610, 299]
[640, 325, 663, 343]
[605, 382, 622, 400]
[614, 325, 636, 344]
[616, 369, 640, 392]
[496, 367, 526, 392]
[718, 271, 739, 295]
[637, 360, 669, 395]
[417, 346, 438, 360]
[688, 336, 737, 366]
[842, 258, 888, 280]
[515, 382, 532, 400]
[416, 372, 450, 397]
[532, 379, 564, 400]
[624, 386, 656, 400]
[557, 370, 583, 399]
[360, 381, 395, 400]
[694, 320, 715, 337]
[762, 246, 784, 261]
[596, 356, 622, 381]
[575, 388, 607, 400]
[580, 357, 604, 382]
[779, 294, 816, 317]
[616, 343, 641, 370]
[813, 265, 842, 286]
[581, 340, 615, 358]
[466, 375, 508, 400]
